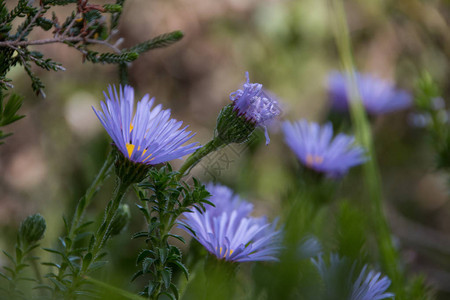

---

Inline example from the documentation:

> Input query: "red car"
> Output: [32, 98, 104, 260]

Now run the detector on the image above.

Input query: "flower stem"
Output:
[92, 179, 130, 258]
[177, 137, 225, 178]
[328, 0, 404, 296]
[55, 151, 115, 289]
[65, 177, 130, 299]
[68, 151, 115, 242]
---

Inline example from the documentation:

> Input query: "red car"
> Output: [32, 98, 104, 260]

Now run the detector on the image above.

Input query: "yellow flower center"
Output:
[306, 154, 324, 167]
[126, 143, 154, 161]
[217, 247, 234, 258]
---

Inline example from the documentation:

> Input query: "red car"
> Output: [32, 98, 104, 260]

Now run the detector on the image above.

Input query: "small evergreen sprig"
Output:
[133, 164, 211, 300]
[0, 0, 184, 144]
[0, 93, 25, 144]
[0, 214, 46, 299]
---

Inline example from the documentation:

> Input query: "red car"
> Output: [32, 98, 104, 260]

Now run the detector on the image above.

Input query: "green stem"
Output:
[177, 137, 225, 178]
[68, 151, 115, 242]
[55, 151, 115, 292]
[328, 0, 404, 296]
[65, 178, 130, 299]
[92, 179, 130, 258]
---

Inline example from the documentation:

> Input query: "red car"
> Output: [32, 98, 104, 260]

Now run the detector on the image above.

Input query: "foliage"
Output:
[0, 93, 24, 144]
[0, 0, 184, 143]
[0, 0, 448, 299]
[0, 214, 46, 299]
[133, 165, 211, 299]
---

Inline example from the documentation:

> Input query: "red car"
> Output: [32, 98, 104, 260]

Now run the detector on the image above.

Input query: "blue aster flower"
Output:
[350, 266, 395, 300]
[282, 120, 366, 177]
[179, 183, 282, 262]
[93, 85, 200, 165]
[328, 71, 412, 115]
[228, 72, 281, 144]
[312, 254, 394, 300]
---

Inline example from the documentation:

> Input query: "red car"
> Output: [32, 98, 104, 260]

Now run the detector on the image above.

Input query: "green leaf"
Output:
[136, 250, 154, 265]
[85, 51, 138, 64]
[126, 31, 184, 54]
[170, 260, 189, 280]
[48, 277, 67, 291]
[82, 253, 93, 272]
[41, 262, 61, 269]
[158, 248, 167, 264]
[166, 234, 185, 244]
[42, 248, 64, 256]
[15, 246, 23, 262]
[33, 284, 53, 291]
[142, 257, 155, 274]
[135, 204, 150, 220]
[159, 291, 176, 300]
[2, 250, 16, 265]
[0, 94, 24, 126]
[0, 271, 12, 281]
[62, 215, 70, 233]
[170, 283, 180, 300]
[132, 231, 148, 239]
[161, 268, 172, 290]
[130, 270, 144, 282]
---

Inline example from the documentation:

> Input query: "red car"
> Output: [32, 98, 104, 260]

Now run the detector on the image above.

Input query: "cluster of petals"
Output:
[328, 71, 412, 115]
[93, 85, 199, 165]
[179, 183, 282, 262]
[229, 72, 281, 144]
[313, 254, 394, 300]
[282, 120, 366, 177]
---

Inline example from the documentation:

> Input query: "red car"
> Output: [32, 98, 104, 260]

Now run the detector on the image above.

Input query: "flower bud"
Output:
[215, 104, 256, 145]
[109, 204, 131, 236]
[114, 146, 152, 185]
[216, 72, 280, 145]
[18, 214, 46, 246]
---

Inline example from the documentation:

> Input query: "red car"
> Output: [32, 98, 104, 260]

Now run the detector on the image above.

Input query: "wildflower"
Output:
[216, 72, 281, 145]
[179, 183, 282, 262]
[93, 85, 200, 184]
[312, 254, 394, 300]
[297, 235, 322, 259]
[350, 266, 395, 300]
[282, 120, 366, 177]
[328, 71, 412, 115]
[93, 85, 199, 165]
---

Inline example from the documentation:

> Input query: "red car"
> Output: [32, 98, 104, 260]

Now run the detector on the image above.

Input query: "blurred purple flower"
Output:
[312, 254, 394, 300]
[230, 72, 281, 144]
[93, 85, 199, 164]
[282, 120, 366, 177]
[328, 71, 412, 115]
[179, 183, 282, 262]
[350, 266, 394, 300]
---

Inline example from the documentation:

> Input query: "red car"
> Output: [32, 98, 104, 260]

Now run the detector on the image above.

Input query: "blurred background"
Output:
[0, 0, 449, 298]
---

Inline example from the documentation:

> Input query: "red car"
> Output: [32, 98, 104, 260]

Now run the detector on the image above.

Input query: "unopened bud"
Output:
[110, 204, 131, 236]
[215, 104, 256, 145]
[19, 214, 46, 246]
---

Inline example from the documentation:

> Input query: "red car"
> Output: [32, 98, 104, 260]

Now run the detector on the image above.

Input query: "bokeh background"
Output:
[0, 0, 449, 298]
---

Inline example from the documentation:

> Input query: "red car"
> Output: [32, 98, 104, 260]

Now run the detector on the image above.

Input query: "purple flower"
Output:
[93, 85, 200, 164]
[179, 183, 282, 262]
[282, 120, 366, 177]
[312, 254, 394, 300]
[328, 71, 412, 115]
[229, 72, 281, 144]
[350, 266, 394, 300]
